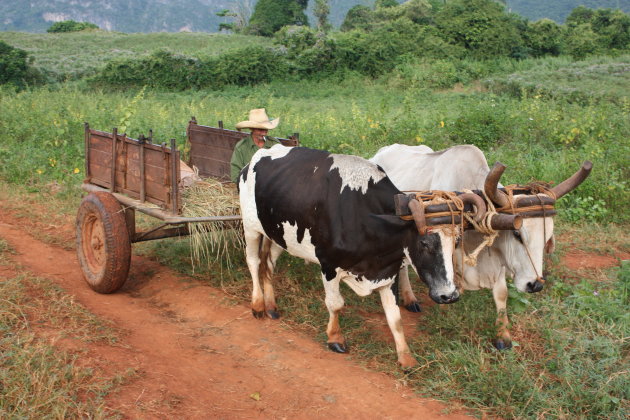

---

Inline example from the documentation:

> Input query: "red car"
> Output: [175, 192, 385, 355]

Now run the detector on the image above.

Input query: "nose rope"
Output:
[518, 194, 547, 284]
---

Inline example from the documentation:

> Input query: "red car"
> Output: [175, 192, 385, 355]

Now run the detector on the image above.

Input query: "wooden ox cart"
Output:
[76, 118, 299, 294]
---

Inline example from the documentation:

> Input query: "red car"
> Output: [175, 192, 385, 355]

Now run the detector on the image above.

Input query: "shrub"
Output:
[212, 46, 290, 86]
[335, 18, 426, 77]
[93, 50, 202, 90]
[275, 25, 318, 58]
[435, 0, 525, 59]
[0, 40, 41, 86]
[526, 19, 563, 57]
[341, 5, 373, 32]
[47, 20, 99, 33]
[0, 41, 28, 85]
[247, 0, 308, 36]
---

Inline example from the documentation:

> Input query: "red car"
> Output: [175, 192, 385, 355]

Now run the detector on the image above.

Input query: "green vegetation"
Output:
[0, 31, 273, 81]
[0, 40, 40, 86]
[248, 0, 309, 36]
[47, 20, 99, 33]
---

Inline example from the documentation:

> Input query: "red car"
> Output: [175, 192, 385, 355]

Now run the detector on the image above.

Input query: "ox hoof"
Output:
[266, 309, 280, 319]
[252, 309, 266, 319]
[493, 339, 513, 351]
[328, 342, 348, 353]
[405, 301, 422, 313]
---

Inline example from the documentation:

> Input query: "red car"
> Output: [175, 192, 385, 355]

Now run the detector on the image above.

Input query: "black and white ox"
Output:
[239, 145, 484, 368]
[371, 144, 592, 349]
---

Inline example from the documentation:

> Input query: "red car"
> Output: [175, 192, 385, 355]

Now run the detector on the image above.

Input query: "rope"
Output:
[460, 189, 498, 267]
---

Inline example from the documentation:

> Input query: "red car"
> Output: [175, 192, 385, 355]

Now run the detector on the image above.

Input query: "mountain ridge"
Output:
[1, 0, 628, 33]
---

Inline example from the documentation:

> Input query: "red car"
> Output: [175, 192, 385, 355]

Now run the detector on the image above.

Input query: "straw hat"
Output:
[235, 108, 280, 130]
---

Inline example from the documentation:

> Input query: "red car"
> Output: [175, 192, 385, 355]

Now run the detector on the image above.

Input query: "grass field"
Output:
[0, 31, 273, 80]
[0, 30, 628, 418]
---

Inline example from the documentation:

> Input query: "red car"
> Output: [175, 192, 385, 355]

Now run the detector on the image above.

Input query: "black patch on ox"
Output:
[250, 147, 448, 288]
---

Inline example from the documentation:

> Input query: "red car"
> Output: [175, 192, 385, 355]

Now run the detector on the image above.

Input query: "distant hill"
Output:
[0, 0, 628, 33]
[506, 0, 630, 23]
[0, 0, 235, 33]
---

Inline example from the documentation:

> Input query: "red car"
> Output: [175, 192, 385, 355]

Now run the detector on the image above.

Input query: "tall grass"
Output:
[1, 62, 627, 221]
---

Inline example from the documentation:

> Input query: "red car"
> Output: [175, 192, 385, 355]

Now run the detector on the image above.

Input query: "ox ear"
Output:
[545, 235, 556, 254]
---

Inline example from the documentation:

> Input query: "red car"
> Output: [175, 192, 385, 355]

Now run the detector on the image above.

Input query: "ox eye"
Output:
[513, 230, 523, 243]
[419, 239, 429, 249]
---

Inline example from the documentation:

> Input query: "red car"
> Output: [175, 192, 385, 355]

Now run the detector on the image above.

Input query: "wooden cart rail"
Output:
[84, 123, 181, 214]
[81, 183, 242, 224]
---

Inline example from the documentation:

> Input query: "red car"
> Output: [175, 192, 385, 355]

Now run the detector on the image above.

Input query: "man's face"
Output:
[251, 128, 269, 148]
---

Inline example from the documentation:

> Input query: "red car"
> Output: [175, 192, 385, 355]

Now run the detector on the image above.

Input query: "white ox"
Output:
[371, 144, 591, 349]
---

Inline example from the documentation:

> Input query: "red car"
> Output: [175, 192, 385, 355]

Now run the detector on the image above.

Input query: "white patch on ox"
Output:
[329, 154, 385, 194]
[436, 229, 456, 292]
[281, 221, 319, 264]
[250, 144, 293, 167]
[340, 271, 396, 297]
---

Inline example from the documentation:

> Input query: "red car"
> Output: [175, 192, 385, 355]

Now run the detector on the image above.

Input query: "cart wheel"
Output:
[76, 192, 131, 293]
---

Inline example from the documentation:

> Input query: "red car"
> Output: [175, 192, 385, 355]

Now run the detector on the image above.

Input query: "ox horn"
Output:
[550, 161, 593, 199]
[484, 162, 510, 208]
[458, 193, 486, 223]
[408, 199, 428, 235]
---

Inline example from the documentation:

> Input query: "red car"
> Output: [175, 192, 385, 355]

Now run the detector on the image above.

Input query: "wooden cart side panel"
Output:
[86, 129, 179, 211]
[187, 122, 300, 180]
[188, 124, 247, 179]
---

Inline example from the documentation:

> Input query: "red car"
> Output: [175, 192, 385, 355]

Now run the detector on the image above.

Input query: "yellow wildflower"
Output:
[439, 121, 445, 128]
[36, 169, 43, 175]
[74, 168, 80, 174]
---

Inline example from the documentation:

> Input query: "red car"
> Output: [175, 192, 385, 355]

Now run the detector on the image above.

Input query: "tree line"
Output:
[1, 0, 628, 88]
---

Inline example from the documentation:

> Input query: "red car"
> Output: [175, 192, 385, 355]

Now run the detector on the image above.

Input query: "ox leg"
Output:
[262, 241, 283, 319]
[245, 231, 266, 319]
[379, 285, 417, 368]
[492, 275, 512, 350]
[399, 266, 422, 313]
[322, 273, 347, 353]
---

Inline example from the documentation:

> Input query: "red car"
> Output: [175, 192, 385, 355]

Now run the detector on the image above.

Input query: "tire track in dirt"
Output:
[0, 206, 471, 419]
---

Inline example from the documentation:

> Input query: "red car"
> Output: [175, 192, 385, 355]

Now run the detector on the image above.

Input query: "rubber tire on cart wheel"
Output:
[76, 192, 131, 293]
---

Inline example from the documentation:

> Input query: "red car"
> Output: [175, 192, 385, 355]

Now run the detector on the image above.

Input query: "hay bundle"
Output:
[181, 178, 243, 270]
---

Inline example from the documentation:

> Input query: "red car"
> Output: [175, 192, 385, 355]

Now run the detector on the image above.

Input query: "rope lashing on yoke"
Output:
[399, 191, 471, 236]
[460, 189, 499, 267]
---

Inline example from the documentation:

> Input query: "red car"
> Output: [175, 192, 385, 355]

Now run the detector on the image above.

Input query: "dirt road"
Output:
[0, 203, 472, 419]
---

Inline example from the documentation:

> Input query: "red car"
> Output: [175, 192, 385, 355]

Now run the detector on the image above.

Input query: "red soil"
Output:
[0, 202, 472, 419]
